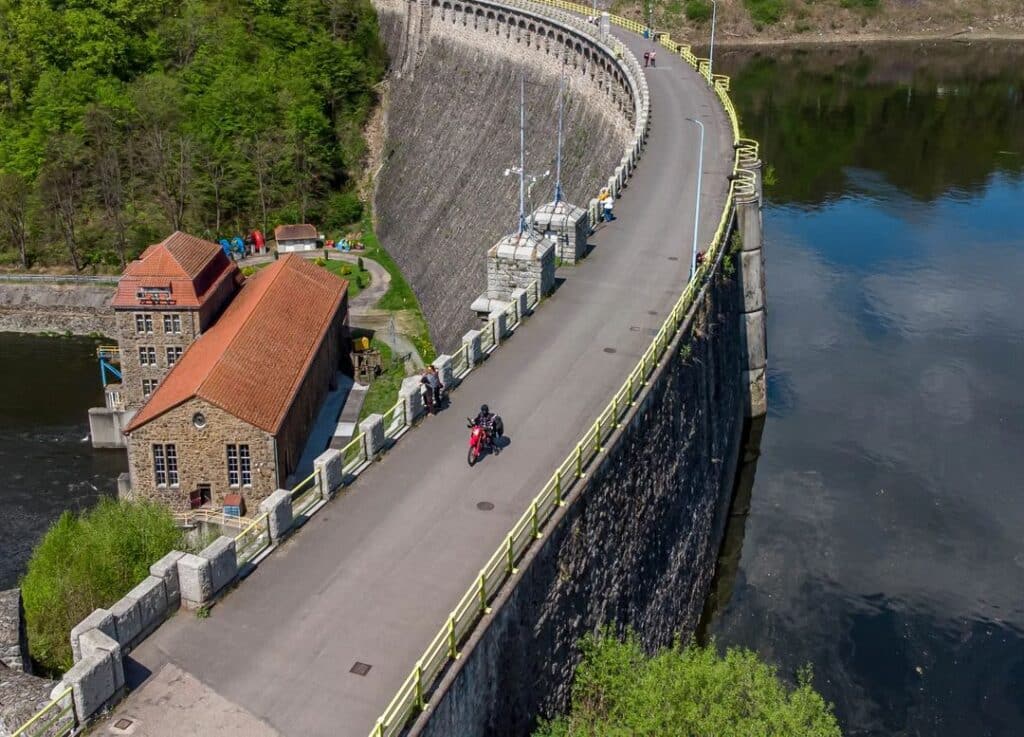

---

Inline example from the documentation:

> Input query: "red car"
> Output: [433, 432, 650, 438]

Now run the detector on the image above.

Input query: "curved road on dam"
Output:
[102, 22, 734, 737]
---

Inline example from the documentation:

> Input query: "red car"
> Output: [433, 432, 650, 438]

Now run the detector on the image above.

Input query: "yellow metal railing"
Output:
[342, 432, 367, 472]
[367, 3, 758, 736]
[290, 470, 321, 517]
[234, 512, 270, 564]
[382, 400, 407, 440]
[11, 687, 75, 737]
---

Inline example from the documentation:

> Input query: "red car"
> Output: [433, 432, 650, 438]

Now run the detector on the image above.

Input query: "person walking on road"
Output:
[602, 193, 615, 222]
[649, 50, 657, 68]
[643, 51, 650, 67]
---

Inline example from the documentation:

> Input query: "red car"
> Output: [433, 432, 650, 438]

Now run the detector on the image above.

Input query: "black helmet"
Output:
[481, 404, 489, 414]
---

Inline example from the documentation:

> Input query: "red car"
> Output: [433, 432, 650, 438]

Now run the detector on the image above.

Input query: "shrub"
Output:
[314, 256, 328, 267]
[745, 0, 787, 25]
[840, 0, 879, 7]
[323, 191, 364, 230]
[21, 499, 183, 674]
[534, 632, 841, 737]
[685, 0, 712, 22]
[241, 265, 257, 277]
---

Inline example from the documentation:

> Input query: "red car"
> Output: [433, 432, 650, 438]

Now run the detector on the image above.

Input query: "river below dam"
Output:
[0, 333, 126, 589]
[703, 41, 1024, 737]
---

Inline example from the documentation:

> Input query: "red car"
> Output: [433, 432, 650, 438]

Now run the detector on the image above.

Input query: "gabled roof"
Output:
[113, 232, 239, 309]
[125, 255, 348, 435]
[274, 224, 318, 241]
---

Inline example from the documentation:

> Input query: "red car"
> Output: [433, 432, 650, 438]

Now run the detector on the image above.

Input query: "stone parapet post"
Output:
[259, 489, 294, 542]
[400, 376, 425, 423]
[149, 551, 184, 611]
[511, 289, 529, 320]
[314, 448, 344, 499]
[78, 628, 125, 693]
[359, 414, 387, 458]
[462, 329, 482, 368]
[490, 310, 507, 346]
[70, 609, 116, 663]
[200, 537, 237, 595]
[736, 159, 767, 418]
[177, 553, 212, 610]
[432, 355, 454, 389]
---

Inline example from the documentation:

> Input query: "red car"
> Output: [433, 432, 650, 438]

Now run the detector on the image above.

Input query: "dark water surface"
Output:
[705, 43, 1024, 737]
[0, 333, 126, 589]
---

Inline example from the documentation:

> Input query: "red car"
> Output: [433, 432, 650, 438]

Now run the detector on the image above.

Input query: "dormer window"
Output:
[137, 285, 175, 305]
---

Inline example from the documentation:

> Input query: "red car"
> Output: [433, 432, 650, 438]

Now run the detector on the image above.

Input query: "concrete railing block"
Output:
[511, 289, 529, 319]
[200, 537, 237, 595]
[489, 310, 507, 345]
[462, 329, 482, 368]
[739, 249, 765, 313]
[70, 608, 115, 663]
[177, 553, 213, 610]
[432, 355, 454, 389]
[607, 175, 618, 199]
[125, 576, 169, 644]
[60, 649, 118, 720]
[740, 310, 767, 370]
[400, 376, 425, 421]
[259, 488, 294, 541]
[78, 628, 124, 692]
[149, 550, 184, 611]
[314, 448, 343, 499]
[359, 414, 386, 458]
[108, 596, 141, 651]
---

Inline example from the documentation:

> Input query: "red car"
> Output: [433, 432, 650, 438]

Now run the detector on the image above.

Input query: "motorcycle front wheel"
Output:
[467, 447, 477, 467]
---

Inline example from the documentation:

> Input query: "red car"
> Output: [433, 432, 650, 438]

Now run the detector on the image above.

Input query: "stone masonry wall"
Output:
[0, 282, 115, 336]
[114, 309, 201, 410]
[374, 0, 629, 349]
[126, 399, 277, 512]
[410, 251, 746, 736]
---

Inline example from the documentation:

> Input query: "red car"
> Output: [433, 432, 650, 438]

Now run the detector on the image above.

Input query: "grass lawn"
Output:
[244, 257, 368, 299]
[359, 339, 411, 420]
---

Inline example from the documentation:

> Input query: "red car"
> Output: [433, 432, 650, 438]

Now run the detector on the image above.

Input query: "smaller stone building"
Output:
[124, 255, 349, 511]
[274, 224, 321, 253]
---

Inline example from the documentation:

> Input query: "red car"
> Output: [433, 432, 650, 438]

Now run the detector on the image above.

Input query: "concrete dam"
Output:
[11, 1, 766, 736]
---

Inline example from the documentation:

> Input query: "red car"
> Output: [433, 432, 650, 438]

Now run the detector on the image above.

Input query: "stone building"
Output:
[123, 255, 349, 511]
[273, 224, 321, 253]
[110, 232, 242, 411]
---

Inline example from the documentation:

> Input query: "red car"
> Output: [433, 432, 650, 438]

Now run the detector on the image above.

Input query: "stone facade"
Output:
[0, 589, 28, 673]
[126, 399, 277, 512]
[410, 253, 746, 737]
[114, 309, 201, 410]
[485, 232, 555, 301]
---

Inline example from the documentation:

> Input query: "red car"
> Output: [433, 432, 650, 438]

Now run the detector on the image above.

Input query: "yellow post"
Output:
[478, 573, 487, 613]
[628, 374, 635, 404]
[554, 472, 563, 506]
[531, 501, 540, 539]
[593, 420, 602, 454]
[613, 394, 619, 426]
[375, 719, 384, 737]
[415, 661, 424, 708]
[447, 615, 458, 658]
[506, 534, 515, 573]
[641, 353, 648, 384]
[575, 444, 583, 478]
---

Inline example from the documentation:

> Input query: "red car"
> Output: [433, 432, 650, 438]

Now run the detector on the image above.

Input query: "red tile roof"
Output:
[274, 224, 318, 241]
[113, 232, 239, 309]
[126, 255, 348, 435]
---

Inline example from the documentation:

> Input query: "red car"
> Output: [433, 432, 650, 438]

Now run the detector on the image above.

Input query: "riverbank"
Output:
[0, 281, 115, 337]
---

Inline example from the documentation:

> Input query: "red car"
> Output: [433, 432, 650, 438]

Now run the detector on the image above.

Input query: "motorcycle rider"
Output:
[473, 404, 495, 438]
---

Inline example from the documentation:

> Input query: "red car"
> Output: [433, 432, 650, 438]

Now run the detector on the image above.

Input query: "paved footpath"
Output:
[97, 25, 733, 737]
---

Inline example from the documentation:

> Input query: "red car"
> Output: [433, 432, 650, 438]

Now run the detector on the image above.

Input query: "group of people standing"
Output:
[598, 187, 615, 222]
[420, 365, 445, 414]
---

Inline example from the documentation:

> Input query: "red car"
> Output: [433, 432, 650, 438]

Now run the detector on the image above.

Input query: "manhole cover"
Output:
[350, 662, 372, 676]
[648, 310, 658, 315]
[477, 501, 495, 511]
[629, 326, 641, 332]
[603, 347, 617, 354]
[113, 718, 133, 731]
[668, 256, 679, 261]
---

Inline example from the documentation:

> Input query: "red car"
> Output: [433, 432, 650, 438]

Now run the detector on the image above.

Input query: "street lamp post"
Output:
[708, 0, 717, 82]
[685, 117, 705, 279]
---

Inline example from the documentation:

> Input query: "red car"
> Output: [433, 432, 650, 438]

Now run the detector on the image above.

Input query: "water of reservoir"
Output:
[0, 334, 126, 589]
[704, 42, 1024, 737]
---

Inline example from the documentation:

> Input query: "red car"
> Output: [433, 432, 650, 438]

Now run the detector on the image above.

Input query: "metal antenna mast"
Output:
[554, 61, 565, 203]
[518, 74, 527, 235]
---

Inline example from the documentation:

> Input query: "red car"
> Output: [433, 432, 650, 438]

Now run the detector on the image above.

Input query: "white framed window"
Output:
[226, 444, 252, 487]
[166, 346, 183, 366]
[139, 346, 157, 366]
[142, 378, 158, 397]
[135, 313, 153, 334]
[153, 443, 179, 487]
[163, 313, 182, 334]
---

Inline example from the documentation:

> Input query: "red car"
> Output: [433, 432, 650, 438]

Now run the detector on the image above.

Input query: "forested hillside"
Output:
[0, 0, 385, 271]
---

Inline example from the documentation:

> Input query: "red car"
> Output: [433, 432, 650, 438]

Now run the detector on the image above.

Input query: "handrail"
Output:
[367, 3, 757, 735]
[11, 687, 75, 737]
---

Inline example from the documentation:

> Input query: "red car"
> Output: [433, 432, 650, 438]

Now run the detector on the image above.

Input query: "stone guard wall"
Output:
[409, 246, 746, 736]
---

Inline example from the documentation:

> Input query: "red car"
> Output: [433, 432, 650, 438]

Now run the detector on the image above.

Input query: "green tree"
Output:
[535, 632, 842, 737]
[21, 498, 183, 674]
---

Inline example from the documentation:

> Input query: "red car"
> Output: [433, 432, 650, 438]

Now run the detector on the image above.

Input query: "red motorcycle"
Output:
[466, 416, 502, 466]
